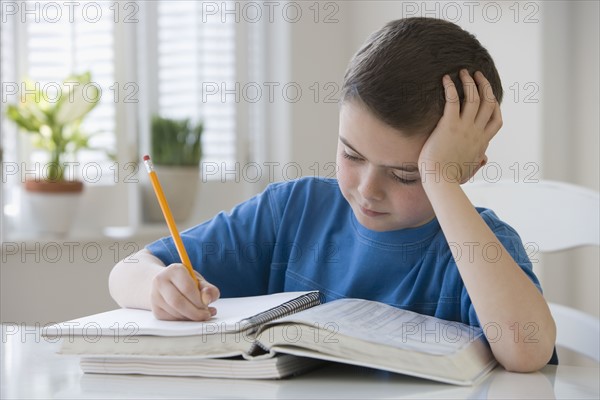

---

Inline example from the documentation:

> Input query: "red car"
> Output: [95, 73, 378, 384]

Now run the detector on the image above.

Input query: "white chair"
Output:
[462, 179, 600, 363]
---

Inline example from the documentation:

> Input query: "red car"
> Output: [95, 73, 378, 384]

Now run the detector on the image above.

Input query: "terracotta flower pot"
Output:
[25, 180, 84, 193]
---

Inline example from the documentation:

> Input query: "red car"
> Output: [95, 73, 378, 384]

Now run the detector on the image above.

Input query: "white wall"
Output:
[570, 2, 599, 319]
[260, 2, 351, 180]
[540, 1, 599, 318]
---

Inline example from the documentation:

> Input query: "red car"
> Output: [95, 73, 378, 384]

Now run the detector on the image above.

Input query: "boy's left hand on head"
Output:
[418, 69, 503, 184]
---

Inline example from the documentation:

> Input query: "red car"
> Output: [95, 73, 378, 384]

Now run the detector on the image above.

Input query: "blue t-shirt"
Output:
[147, 177, 541, 328]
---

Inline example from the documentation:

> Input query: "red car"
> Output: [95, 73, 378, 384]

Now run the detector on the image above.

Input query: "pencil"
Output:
[142, 155, 199, 286]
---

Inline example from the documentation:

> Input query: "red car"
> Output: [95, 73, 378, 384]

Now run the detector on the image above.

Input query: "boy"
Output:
[110, 18, 556, 372]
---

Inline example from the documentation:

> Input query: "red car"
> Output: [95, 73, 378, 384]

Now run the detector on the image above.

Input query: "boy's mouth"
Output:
[359, 205, 387, 217]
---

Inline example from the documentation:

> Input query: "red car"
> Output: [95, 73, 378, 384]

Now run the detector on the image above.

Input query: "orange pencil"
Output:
[143, 155, 199, 286]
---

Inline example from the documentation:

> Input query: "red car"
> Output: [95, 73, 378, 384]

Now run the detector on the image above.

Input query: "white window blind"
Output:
[0, 12, 17, 160]
[3, 1, 240, 177]
[155, 0, 237, 166]
[1, 11, 18, 225]
[1, 1, 247, 235]
[25, 1, 116, 178]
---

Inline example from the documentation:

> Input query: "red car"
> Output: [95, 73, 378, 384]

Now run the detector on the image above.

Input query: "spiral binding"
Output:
[240, 291, 323, 332]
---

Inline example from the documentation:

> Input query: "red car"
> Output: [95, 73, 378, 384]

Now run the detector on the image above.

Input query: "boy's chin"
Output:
[353, 212, 398, 232]
[353, 208, 435, 232]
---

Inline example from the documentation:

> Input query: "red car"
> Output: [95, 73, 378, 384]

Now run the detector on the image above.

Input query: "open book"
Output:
[44, 291, 497, 385]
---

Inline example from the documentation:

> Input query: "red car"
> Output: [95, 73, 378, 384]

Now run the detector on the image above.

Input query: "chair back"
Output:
[462, 180, 599, 252]
[463, 179, 600, 362]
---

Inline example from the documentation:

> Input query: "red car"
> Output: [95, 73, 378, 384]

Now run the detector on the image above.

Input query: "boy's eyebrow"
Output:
[338, 136, 419, 172]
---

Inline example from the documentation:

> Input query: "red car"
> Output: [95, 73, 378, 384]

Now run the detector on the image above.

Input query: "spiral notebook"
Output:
[46, 292, 322, 359]
[45, 291, 497, 385]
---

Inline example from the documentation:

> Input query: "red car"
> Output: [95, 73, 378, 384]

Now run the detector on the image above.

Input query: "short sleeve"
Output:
[146, 185, 280, 298]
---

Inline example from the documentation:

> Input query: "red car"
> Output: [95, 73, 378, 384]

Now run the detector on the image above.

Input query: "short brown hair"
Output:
[341, 17, 503, 135]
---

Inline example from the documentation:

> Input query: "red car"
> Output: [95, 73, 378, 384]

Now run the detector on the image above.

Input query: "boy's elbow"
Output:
[492, 314, 557, 373]
[497, 335, 556, 373]
[500, 349, 551, 373]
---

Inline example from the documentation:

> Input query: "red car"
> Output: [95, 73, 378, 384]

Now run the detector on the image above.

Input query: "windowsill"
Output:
[1, 224, 173, 246]
[2, 179, 253, 247]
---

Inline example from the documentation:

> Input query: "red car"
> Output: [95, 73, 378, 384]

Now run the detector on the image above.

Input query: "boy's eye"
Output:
[342, 151, 362, 162]
[343, 149, 418, 185]
[392, 173, 418, 185]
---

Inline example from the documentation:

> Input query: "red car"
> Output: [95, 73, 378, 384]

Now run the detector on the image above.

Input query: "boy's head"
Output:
[336, 18, 503, 232]
[341, 17, 503, 136]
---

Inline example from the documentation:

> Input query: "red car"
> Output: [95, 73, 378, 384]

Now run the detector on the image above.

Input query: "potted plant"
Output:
[5, 72, 102, 235]
[142, 115, 203, 222]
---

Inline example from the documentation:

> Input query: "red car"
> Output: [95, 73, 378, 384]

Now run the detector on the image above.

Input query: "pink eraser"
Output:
[143, 155, 150, 161]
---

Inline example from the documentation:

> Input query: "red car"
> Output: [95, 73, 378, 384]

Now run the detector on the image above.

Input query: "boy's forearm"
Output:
[422, 179, 556, 371]
[108, 248, 166, 310]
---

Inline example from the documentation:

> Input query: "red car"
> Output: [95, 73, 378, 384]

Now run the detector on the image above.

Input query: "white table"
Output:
[1, 328, 598, 399]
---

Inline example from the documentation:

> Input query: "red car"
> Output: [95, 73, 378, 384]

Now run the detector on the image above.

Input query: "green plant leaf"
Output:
[151, 115, 203, 166]
[55, 73, 100, 125]
[6, 104, 42, 132]
[4, 71, 111, 181]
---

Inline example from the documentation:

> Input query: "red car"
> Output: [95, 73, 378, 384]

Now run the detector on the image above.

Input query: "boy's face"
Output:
[336, 100, 435, 232]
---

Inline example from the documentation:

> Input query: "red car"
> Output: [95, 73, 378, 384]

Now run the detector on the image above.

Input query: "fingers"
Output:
[151, 264, 218, 321]
[442, 74, 460, 117]
[459, 69, 480, 119]
[457, 69, 503, 143]
[458, 70, 500, 131]
[152, 299, 186, 321]
[444, 70, 494, 122]
[473, 71, 497, 129]
[201, 283, 221, 307]
[485, 101, 503, 140]
[193, 271, 221, 306]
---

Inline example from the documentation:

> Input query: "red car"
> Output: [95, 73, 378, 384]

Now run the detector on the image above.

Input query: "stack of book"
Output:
[45, 291, 497, 385]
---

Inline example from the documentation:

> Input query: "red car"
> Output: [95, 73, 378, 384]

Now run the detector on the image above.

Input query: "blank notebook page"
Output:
[44, 291, 313, 337]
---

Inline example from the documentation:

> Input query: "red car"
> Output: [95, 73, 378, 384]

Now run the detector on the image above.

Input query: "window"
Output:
[24, 1, 116, 174]
[1, 1, 253, 236]
[154, 0, 237, 165]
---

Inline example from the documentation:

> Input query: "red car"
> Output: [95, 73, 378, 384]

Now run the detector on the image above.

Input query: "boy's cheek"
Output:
[335, 161, 355, 199]
[335, 157, 353, 187]
[334, 154, 346, 179]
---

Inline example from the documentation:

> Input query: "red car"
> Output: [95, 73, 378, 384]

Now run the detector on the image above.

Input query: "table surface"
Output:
[2, 328, 599, 399]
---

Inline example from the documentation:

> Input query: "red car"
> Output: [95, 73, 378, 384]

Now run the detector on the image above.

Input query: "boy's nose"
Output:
[357, 168, 385, 202]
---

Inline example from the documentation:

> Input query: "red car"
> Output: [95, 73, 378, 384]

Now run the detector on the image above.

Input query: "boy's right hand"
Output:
[150, 263, 220, 321]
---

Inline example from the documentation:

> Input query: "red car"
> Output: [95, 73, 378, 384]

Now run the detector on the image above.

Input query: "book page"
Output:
[44, 292, 315, 337]
[79, 354, 321, 379]
[269, 299, 483, 355]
